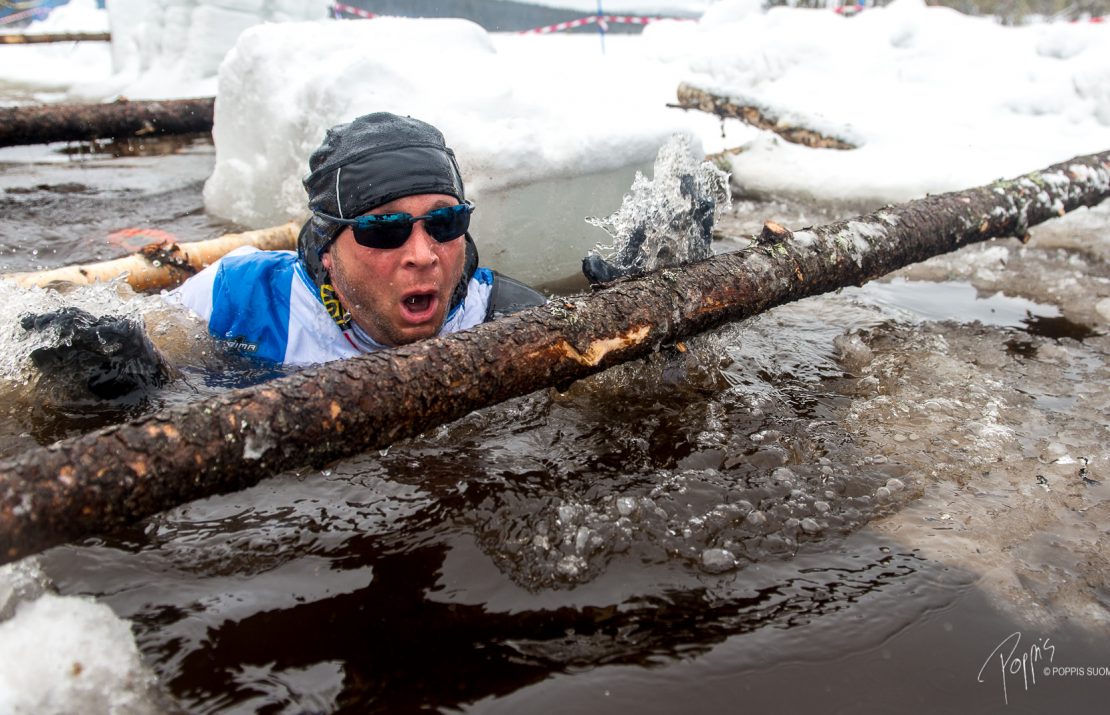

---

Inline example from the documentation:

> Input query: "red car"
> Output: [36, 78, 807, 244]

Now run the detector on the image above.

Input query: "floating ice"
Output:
[0, 561, 160, 715]
[701, 548, 737, 573]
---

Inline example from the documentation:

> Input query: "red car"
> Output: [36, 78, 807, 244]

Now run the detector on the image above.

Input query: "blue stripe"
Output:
[208, 252, 296, 363]
[446, 266, 494, 321]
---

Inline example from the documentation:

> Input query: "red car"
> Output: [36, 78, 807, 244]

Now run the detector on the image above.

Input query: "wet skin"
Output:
[321, 193, 466, 347]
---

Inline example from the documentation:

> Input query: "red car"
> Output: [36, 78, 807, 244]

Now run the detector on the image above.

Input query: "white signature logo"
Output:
[977, 631, 1055, 705]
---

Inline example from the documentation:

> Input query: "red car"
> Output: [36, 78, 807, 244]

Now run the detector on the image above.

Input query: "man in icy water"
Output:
[22, 113, 545, 400]
[171, 111, 545, 364]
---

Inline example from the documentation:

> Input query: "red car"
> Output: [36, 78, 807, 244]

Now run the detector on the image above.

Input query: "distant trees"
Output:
[764, 0, 1107, 24]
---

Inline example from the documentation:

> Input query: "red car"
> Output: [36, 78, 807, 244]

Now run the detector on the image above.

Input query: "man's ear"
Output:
[321, 250, 333, 272]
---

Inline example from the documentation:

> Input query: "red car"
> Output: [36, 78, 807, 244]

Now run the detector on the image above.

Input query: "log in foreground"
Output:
[674, 83, 857, 150]
[0, 98, 215, 148]
[6, 223, 299, 293]
[1, 151, 1108, 564]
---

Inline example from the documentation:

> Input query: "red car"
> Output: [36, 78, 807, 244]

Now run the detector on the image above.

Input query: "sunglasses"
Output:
[316, 201, 474, 250]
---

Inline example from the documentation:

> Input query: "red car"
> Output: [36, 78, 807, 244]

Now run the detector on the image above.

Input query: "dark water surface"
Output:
[2, 139, 1109, 713]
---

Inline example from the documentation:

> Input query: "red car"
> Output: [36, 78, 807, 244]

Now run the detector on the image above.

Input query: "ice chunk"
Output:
[833, 333, 873, 374]
[0, 593, 161, 715]
[701, 548, 737, 573]
[616, 496, 638, 517]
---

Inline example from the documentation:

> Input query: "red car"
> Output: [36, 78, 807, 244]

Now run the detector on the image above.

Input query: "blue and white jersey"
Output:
[167, 247, 494, 366]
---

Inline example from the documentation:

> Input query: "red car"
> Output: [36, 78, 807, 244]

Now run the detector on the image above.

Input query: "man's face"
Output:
[322, 193, 467, 347]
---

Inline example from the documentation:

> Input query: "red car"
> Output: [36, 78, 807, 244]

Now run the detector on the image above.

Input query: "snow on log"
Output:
[5, 223, 299, 293]
[0, 98, 215, 148]
[0, 150, 1107, 565]
[674, 83, 857, 150]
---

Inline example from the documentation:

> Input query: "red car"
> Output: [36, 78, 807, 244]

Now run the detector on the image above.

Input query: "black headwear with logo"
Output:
[297, 112, 478, 327]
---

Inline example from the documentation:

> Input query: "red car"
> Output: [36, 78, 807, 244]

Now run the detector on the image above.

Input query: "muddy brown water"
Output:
[1, 138, 1108, 713]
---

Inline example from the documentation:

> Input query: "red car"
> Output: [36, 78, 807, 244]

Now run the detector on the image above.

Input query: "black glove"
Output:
[21, 307, 172, 401]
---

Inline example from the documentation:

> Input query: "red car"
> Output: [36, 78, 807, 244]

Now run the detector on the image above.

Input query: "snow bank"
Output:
[203, 2, 1110, 284]
[100, 0, 331, 100]
[20, 0, 108, 34]
[651, 0, 1110, 203]
[0, 561, 160, 715]
[203, 18, 700, 283]
[0, 0, 111, 95]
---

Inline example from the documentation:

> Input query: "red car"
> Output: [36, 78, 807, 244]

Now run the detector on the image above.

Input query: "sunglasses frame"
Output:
[315, 200, 474, 250]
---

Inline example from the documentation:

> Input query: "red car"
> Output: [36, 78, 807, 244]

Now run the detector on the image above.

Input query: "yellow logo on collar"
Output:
[319, 284, 351, 327]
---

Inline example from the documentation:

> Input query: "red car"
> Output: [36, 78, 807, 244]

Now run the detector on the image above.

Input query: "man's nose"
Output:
[401, 221, 439, 267]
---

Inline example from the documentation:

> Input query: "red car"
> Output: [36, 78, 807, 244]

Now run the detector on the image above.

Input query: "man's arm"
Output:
[485, 272, 546, 320]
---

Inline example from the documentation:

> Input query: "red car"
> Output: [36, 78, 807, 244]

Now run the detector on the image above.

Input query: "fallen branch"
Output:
[5, 223, 300, 293]
[0, 32, 110, 44]
[1, 151, 1107, 564]
[674, 82, 856, 150]
[0, 97, 215, 148]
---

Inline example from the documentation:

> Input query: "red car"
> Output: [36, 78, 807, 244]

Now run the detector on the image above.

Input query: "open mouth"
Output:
[400, 292, 438, 323]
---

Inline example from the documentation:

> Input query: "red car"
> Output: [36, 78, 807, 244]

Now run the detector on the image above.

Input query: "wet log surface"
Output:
[674, 83, 857, 150]
[1, 150, 1108, 564]
[0, 98, 215, 148]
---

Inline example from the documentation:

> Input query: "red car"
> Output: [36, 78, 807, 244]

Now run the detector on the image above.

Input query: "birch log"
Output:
[6, 223, 300, 292]
[1, 151, 1108, 565]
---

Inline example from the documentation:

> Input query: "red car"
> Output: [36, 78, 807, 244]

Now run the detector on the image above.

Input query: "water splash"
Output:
[582, 134, 732, 283]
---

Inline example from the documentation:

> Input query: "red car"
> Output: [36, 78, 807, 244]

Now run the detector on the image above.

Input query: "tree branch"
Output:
[673, 83, 857, 150]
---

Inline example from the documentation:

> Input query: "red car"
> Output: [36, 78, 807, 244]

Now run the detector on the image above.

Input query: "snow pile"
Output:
[0, 0, 111, 94]
[102, 0, 331, 99]
[648, 0, 1110, 202]
[203, 17, 701, 283]
[21, 0, 109, 34]
[0, 560, 160, 715]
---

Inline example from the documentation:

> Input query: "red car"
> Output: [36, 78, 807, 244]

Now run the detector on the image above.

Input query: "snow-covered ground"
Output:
[6, 0, 1107, 279]
[1, 1, 1109, 711]
[0, 0, 109, 95]
[4, 1, 1108, 239]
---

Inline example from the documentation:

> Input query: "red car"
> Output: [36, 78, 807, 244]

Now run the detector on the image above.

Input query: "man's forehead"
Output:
[367, 193, 459, 214]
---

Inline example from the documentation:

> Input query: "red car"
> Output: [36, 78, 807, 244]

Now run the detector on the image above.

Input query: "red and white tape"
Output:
[332, 3, 377, 20]
[519, 14, 685, 35]
[0, 5, 48, 26]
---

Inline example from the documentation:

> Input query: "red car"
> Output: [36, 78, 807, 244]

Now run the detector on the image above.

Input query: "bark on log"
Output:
[1, 151, 1108, 565]
[674, 82, 857, 150]
[0, 98, 215, 148]
[0, 32, 110, 44]
[5, 223, 300, 293]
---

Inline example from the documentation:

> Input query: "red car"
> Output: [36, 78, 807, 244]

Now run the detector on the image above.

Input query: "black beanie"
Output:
[296, 113, 477, 323]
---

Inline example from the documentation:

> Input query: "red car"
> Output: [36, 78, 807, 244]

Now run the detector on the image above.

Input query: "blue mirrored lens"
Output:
[350, 203, 471, 249]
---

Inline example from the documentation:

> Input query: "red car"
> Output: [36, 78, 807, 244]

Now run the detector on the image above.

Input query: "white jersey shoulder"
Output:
[167, 247, 493, 366]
